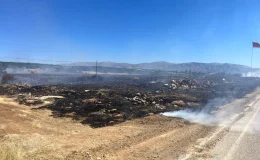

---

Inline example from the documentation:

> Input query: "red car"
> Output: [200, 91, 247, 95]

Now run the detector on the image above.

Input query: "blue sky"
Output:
[1, 0, 260, 67]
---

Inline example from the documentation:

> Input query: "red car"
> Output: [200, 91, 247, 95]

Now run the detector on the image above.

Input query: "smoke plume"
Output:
[161, 98, 229, 125]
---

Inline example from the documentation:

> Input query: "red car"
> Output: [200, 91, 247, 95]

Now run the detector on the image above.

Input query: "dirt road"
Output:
[0, 96, 214, 160]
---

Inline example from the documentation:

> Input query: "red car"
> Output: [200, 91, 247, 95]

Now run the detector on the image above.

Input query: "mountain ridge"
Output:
[61, 61, 254, 74]
[0, 61, 257, 74]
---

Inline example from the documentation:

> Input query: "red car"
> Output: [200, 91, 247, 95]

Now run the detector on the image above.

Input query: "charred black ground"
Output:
[0, 72, 259, 127]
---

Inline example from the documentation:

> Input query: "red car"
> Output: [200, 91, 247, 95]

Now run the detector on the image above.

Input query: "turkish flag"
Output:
[253, 42, 260, 48]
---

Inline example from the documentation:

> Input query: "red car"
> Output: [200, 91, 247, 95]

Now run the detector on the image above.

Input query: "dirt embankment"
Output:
[0, 96, 214, 160]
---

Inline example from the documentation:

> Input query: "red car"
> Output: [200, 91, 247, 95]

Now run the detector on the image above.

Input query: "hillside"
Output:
[63, 61, 254, 74]
[0, 61, 256, 74]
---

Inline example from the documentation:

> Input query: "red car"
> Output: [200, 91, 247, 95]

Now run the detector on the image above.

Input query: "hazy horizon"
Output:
[0, 60, 255, 69]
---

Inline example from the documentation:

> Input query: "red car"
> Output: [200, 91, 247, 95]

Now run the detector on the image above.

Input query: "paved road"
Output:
[209, 94, 260, 160]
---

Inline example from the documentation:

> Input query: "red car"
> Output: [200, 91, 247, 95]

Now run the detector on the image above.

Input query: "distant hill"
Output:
[62, 61, 255, 74]
[0, 61, 256, 75]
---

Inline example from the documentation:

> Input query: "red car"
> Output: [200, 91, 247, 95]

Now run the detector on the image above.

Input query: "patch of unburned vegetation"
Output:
[0, 134, 64, 160]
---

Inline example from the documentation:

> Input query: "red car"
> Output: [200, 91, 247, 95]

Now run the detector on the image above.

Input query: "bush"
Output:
[1, 73, 14, 84]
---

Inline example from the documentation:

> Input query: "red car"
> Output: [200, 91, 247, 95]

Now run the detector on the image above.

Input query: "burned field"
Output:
[0, 72, 259, 128]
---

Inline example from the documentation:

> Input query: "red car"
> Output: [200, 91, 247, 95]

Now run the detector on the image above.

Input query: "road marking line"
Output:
[223, 99, 260, 160]
[180, 95, 260, 160]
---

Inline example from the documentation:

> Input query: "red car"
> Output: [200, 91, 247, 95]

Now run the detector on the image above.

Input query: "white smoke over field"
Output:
[242, 72, 260, 77]
[5, 67, 63, 74]
[162, 109, 214, 124]
[161, 98, 230, 125]
[6, 67, 31, 74]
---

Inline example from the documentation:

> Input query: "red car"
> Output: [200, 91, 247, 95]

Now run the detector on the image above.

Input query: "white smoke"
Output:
[5, 67, 62, 74]
[161, 98, 229, 125]
[242, 72, 260, 77]
[6, 67, 31, 74]
[162, 109, 215, 124]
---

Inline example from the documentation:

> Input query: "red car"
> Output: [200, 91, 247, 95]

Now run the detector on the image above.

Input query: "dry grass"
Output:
[31, 120, 42, 129]
[0, 134, 64, 160]
[0, 143, 24, 160]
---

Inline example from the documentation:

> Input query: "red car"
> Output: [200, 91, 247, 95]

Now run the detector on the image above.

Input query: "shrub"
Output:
[1, 73, 14, 84]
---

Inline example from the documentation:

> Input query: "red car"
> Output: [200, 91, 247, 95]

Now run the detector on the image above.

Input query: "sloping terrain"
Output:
[0, 61, 258, 74]
[1, 86, 260, 160]
[0, 67, 260, 160]
[0, 96, 214, 160]
[63, 61, 256, 74]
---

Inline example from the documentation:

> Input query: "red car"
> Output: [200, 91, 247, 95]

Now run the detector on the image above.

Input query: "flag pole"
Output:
[251, 45, 254, 77]
[251, 46, 254, 68]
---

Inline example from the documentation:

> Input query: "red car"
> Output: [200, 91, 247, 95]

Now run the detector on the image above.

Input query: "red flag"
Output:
[253, 42, 260, 48]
